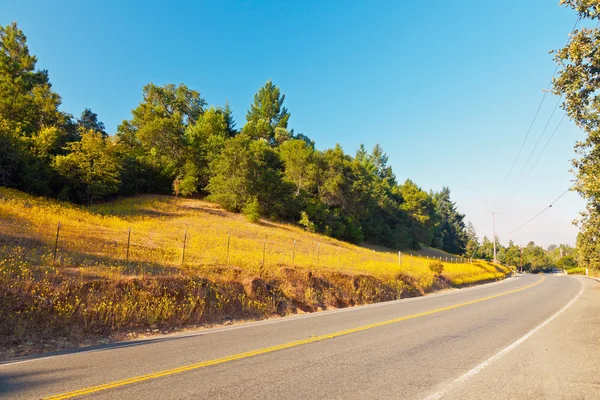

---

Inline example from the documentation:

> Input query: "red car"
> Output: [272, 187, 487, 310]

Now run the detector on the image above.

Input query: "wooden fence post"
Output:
[292, 239, 296, 266]
[398, 251, 402, 265]
[181, 228, 187, 266]
[53, 221, 61, 263]
[126, 227, 131, 263]
[226, 232, 231, 264]
[317, 243, 321, 266]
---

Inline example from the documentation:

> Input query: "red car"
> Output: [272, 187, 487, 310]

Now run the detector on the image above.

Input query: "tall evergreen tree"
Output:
[432, 187, 468, 254]
[77, 108, 106, 137]
[242, 80, 290, 143]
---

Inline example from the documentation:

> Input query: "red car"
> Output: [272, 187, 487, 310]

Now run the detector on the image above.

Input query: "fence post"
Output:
[398, 251, 402, 265]
[226, 232, 231, 264]
[181, 228, 187, 266]
[262, 239, 266, 266]
[292, 239, 297, 266]
[126, 227, 131, 263]
[53, 221, 61, 263]
[317, 243, 321, 266]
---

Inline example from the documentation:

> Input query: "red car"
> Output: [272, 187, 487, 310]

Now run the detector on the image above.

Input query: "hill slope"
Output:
[0, 188, 510, 358]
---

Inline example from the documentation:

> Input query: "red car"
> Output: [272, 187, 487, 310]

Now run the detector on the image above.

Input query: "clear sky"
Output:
[0, 0, 586, 248]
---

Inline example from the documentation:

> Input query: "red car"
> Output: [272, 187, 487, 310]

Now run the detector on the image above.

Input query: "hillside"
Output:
[0, 188, 510, 358]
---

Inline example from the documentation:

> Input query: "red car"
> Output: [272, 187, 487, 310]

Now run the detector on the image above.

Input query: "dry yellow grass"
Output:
[0, 187, 507, 284]
[0, 187, 510, 358]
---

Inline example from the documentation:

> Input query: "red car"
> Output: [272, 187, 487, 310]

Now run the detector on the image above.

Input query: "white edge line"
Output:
[422, 276, 584, 400]
[0, 273, 518, 368]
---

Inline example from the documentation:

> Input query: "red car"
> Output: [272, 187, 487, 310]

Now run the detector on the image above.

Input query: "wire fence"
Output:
[0, 218, 474, 275]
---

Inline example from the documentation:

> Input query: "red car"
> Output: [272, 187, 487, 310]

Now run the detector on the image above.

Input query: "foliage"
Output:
[242, 80, 290, 143]
[565, 266, 586, 274]
[53, 130, 121, 203]
[432, 187, 468, 254]
[428, 260, 444, 275]
[552, 1, 600, 269]
[299, 211, 316, 232]
[243, 198, 261, 223]
[556, 255, 577, 269]
[0, 22, 476, 253]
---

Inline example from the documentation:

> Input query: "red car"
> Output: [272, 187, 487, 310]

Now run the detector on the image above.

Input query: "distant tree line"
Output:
[0, 22, 469, 252]
[464, 222, 576, 272]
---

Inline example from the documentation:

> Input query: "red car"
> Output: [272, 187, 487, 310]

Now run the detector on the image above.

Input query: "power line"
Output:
[494, 73, 556, 202]
[512, 113, 566, 197]
[503, 95, 564, 208]
[507, 185, 574, 235]
[493, 16, 580, 204]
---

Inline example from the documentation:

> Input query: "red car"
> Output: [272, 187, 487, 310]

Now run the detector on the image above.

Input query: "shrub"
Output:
[429, 260, 444, 275]
[556, 255, 577, 269]
[566, 267, 586, 275]
[243, 198, 261, 223]
[299, 211, 316, 232]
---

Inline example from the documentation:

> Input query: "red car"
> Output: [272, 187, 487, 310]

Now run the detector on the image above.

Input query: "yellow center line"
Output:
[44, 276, 545, 400]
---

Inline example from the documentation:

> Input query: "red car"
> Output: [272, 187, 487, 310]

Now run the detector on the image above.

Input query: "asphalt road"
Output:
[1, 273, 599, 399]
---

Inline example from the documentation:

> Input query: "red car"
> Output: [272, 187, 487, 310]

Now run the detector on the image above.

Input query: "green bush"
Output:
[243, 198, 261, 223]
[429, 260, 444, 275]
[566, 267, 586, 275]
[556, 255, 577, 269]
[299, 211, 316, 233]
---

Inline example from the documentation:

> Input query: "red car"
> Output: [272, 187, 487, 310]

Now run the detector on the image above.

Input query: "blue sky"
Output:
[0, 0, 586, 248]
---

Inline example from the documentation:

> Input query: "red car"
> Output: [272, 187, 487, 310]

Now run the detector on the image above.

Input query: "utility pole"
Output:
[489, 212, 499, 264]
[560, 247, 563, 258]
[520, 246, 523, 273]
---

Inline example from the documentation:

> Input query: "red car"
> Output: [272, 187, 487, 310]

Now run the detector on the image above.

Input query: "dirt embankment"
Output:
[0, 266, 508, 360]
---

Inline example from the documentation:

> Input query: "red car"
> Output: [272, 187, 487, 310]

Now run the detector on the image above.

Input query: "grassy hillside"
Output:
[0, 188, 510, 358]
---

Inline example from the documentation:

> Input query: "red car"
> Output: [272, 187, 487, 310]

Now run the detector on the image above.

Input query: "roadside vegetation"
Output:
[0, 22, 470, 254]
[0, 188, 510, 359]
[552, 0, 600, 275]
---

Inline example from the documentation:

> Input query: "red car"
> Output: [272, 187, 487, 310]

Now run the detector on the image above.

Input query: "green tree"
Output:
[118, 83, 206, 193]
[185, 106, 230, 190]
[206, 135, 295, 217]
[206, 135, 253, 211]
[465, 222, 479, 257]
[552, 1, 600, 269]
[504, 244, 522, 268]
[279, 139, 314, 195]
[221, 100, 237, 137]
[0, 22, 70, 194]
[77, 108, 106, 137]
[522, 241, 552, 273]
[53, 130, 121, 203]
[432, 187, 468, 254]
[242, 80, 290, 143]
[399, 179, 436, 247]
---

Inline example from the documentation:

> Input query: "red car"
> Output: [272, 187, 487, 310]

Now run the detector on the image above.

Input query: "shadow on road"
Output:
[0, 367, 78, 397]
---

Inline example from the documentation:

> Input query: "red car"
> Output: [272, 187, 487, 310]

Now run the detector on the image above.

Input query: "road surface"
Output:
[1, 273, 599, 399]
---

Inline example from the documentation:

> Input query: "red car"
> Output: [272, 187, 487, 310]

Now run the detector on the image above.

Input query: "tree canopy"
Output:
[0, 22, 476, 252]
[552, 0, 600, 269]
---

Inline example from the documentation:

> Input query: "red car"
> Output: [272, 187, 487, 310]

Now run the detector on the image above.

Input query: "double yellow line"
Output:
[44, 276, 544, 399]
